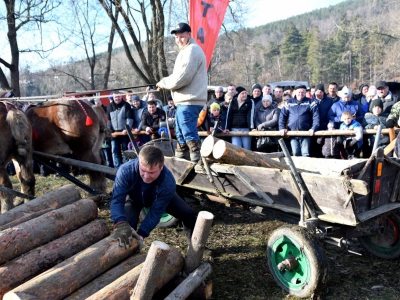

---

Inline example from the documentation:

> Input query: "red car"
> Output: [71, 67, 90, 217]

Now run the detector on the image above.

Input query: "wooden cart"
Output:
[155, 138, 400, 298]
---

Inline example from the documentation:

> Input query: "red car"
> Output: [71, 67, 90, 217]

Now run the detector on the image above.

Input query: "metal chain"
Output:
[200, 162, 232, 204]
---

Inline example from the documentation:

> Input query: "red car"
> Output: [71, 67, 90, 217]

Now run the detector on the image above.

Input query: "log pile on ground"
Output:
[0, 185, 214, 300]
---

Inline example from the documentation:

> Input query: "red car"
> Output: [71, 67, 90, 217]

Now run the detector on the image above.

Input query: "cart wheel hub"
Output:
[277, 256, 299, 271]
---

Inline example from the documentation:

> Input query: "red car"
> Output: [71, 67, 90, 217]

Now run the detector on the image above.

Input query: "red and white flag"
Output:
[189, 0, 230, 69]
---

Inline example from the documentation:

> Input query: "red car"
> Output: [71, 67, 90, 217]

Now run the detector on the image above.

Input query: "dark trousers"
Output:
[124, 193, 197, 231]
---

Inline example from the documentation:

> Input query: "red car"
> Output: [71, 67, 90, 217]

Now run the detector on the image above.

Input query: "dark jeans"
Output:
[124, 193, 197, 231]
[111, 135, 129, 168]
[102, 141, 114, 168]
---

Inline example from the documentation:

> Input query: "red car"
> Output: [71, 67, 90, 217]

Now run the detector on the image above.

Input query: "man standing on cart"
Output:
[156, 22, 208, 164]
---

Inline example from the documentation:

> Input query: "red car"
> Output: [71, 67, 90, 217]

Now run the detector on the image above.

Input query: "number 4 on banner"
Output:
[189, 0, 230, 69]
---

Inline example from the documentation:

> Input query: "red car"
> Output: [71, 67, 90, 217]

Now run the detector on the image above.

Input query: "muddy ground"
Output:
[14, 175, 400, 300]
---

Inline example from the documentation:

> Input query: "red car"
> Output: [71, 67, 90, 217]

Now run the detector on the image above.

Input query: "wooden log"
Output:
[384, 138, 396, 155]
[165, 263, 213, 300]
[0, 184, 80, 228]
[65, 254, 146, 300]
[86, 247, 184, 300]
[212, 139, 289, 170]
[3, 236, 140, 300]
[131, 241, 170, 300]
[0, 198, 97, 265]
[200, 135, 219, 158]
[185, 211, 214, 274]
[153, 275, 213, 300]
[0, 219, 109, 298]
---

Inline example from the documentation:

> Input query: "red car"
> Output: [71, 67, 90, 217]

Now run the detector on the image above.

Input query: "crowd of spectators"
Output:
[203, 80, 398, 160]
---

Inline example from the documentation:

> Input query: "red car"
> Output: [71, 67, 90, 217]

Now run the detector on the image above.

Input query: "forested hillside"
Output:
[19, 0, 400, 96]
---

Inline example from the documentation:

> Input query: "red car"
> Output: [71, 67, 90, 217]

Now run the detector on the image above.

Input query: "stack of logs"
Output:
[0, 184, 213, 300]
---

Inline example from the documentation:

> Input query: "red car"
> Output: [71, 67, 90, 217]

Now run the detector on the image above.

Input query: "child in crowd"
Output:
[362, 98, 389, 150]
[198, 102, 228, 134]
[316, 121, 341, 158]
[339, 110, 363, 159]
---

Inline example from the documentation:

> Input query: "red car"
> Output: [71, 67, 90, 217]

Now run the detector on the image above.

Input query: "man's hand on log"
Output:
[112, 221, 133, 249]
[280, 129, 287, 136]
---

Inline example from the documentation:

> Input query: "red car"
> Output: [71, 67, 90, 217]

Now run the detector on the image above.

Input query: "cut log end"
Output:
[200, 136, 219, 158]
[198, 211, 214, 221]
[152, 241, 171, 251]
[211, 140, 227, 160]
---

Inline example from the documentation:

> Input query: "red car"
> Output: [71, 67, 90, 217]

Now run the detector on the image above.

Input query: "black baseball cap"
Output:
[376, 81, 387, 89]
[294, 85, 307, 90]
[171, 23, 191, 34]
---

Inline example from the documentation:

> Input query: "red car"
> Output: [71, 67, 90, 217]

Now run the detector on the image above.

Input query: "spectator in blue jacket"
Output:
[110, 146, 197, 249]
[311, 84, 333, 157]
[328, 86, 365, 129]
[279, 85, 320, 157]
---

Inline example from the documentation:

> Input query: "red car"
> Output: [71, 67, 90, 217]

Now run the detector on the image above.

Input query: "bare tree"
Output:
[0, 0, 62, 96]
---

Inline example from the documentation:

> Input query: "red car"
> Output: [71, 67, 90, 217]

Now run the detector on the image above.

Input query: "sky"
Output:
[245, 0, 346, 28]
[1, 0, 348, 74]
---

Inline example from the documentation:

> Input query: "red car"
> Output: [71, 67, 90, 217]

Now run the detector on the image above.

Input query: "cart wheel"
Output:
[358, 212, 400, 259]
[140, 208, 179, 228]
[267, 226, 328, 298]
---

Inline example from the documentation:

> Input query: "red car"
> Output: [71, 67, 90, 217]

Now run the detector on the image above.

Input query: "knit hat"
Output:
[132, 95, 141, 101]
[210, 102, 221, 111]
[341, 86, 352, 97]
[370, 98, 383, 111]
[366, 86, 377, 97]
[262, 95, 272, 102]
[236, 86, 246, 95]
[315, 84, 325, 92]
[359, 83, 369, 92]
[252, 84, 262, 92]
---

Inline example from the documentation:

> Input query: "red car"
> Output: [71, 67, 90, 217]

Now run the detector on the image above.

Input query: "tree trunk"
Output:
[103, 9, 119, 90]
[85, 247, 184, 300]
[212, 139, 290, 170]
[0, 184, 80, 229]
[3, 236, 140, 300]
[185, 211, 214, 274]
[65, 254, 146, 300]
[0, 219, 109, 298]
[0, 198, 97, 265]
[131, 241, 170, 300]
[165, 263, 213, 300]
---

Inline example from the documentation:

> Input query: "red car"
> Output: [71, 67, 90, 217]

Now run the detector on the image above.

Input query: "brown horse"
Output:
[0, 101, 36, 213]
[26, 100, 108, 192]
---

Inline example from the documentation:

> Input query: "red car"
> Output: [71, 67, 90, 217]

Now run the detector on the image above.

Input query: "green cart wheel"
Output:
[140, 208, 179, 228]
[267, 226, 328, 298]
[358, 212, 400, 259]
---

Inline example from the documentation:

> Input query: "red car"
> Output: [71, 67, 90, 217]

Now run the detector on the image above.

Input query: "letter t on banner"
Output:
[189, 0, 230, 69]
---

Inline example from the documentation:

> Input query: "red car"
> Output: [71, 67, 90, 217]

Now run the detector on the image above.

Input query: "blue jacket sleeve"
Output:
[355, 104, 365, 124]
[278, 105, 289, 130]
[310, 101, 320, 131]
[110, 162, 137, 225]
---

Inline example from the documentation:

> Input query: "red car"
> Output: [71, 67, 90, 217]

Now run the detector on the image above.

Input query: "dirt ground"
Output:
[13, 175, 400, 300]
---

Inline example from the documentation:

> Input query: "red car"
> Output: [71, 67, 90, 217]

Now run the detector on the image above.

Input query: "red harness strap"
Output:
[76, 100, 93, 126]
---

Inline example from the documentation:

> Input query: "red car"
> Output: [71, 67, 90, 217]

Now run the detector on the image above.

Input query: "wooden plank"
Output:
[230, 167, 274, 204]
[318, 213, 357, 226]
[176, 163, 195, 185]
[357, 202, 400, 222]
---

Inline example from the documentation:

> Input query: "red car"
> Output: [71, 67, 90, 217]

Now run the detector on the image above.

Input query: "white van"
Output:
[269, 81, 309, 90]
